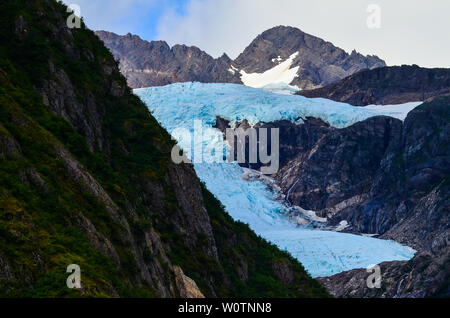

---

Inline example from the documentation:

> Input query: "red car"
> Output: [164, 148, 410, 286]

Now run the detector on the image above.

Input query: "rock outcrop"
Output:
[268, 98, 449, 242]
[213, 116, 333, 173]
[297, 65, 450, 105]
[96, 26, 386, 90]
[173, 266, 205, 298]
[0, 0, 329, 298]
[319, 247, 449, 298]
[95, 31, 242, 88]
[235, 26, 386, 89]
[214, 97, 449, 298]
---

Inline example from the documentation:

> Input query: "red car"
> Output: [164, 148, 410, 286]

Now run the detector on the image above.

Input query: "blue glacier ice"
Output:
[135, 82, 416, 278]
[135, 82, 421, 129]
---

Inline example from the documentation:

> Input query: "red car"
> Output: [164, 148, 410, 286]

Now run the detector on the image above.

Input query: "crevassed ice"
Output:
[135, 82, 420, 128]
[261, 82, 301, 95]
[135, 82, 416, 277]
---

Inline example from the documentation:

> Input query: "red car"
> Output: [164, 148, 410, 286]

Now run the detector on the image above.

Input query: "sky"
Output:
[62, 0, 450, 68]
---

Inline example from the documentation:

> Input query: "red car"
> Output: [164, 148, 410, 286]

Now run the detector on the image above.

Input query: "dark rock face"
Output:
[276, 116, 403, 214]
[289, 99, 450, 298]
[214, 116, 332, 172]
[332, 99, 449, 242]
[235, 26, 386, 89]
[218, 97, 449, 297]
[95, 31, 242, 88]
[319, 247, 450, 298]
[273, 98, 449, 241]
[97, 26, 386, 90]
[297, 65, 450, 105]
[0, 0, 329, 298]
[322, 180, 449, 298]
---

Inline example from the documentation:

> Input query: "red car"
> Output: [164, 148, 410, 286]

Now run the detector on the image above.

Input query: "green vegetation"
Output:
[0, 0, 329, 298]
[200, 185, 328, 297]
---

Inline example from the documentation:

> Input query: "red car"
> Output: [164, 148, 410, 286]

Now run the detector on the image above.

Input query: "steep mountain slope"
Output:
[297, 65, 450, 105]
[319, 248, 449, 298]
[235, 26, 386, 89]
[271, 98, 449, 243]
[95, 31, 242, 89]
[97, 26, 385, 90]
[272, 99, 449, 297]
[208, 91, 449, 297]
[0, 0, 329, 298]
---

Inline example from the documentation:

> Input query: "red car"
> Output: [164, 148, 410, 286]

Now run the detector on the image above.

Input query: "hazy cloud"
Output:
[61, 0, 164, 37]
[157, 0, 450, 68]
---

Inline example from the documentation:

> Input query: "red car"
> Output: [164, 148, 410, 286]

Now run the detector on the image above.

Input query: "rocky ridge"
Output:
[96, 26, 386, 90]
[297, 65, 450, 105]
[235, 26, 386, 89]
[0, 0, 328, 298]
[95, 31, 242, 89]
[214, 97, 449, 297]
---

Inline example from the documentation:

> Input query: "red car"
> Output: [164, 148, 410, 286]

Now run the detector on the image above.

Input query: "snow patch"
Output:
[362, 233, 379, 238]
[336, 220, 349, 232]
[261, 82, 300, 95]
[228, 65, 238, 75]
[363, 101, 423, 120]
[294, 206, 327, 223]
[271, 56, 282, 63]
[241, 52, 299, 88]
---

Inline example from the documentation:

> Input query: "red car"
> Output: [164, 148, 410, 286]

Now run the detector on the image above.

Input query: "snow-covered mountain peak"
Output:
[240, 52, 300, 89]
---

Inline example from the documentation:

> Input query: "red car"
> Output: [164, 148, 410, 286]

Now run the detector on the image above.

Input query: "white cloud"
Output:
[61, 0, 160, 35]
[157, 0, 450, 68]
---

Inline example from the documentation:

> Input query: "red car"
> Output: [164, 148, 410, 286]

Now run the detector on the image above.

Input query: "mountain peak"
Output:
[95, 31, 241, 88]
[0, 0, 329, 298]
[97, 26, 386, 90]
[234, 26, 386, 89]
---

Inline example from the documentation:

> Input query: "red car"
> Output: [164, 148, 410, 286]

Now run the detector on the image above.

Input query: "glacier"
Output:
[135, 82, 416, 278]
[260, 82, 301, 95]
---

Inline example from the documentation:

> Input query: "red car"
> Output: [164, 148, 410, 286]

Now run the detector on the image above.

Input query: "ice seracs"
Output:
[261, 82, 300, 95]
[293, 206, 327, 223]
[135, 82, 420, 129]
[335, 220, 350, 232]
